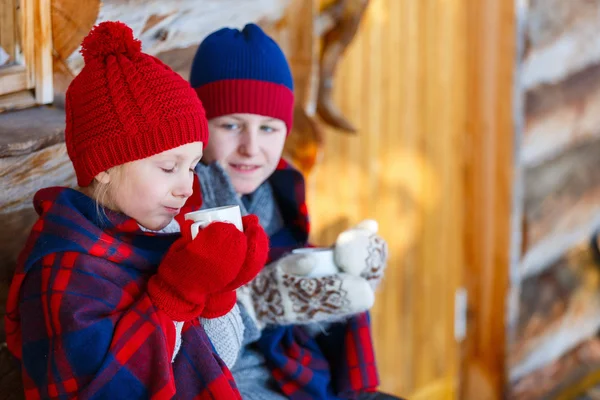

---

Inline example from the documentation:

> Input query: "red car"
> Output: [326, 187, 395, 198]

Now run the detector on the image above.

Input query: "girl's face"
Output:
[203, 113, 287, 195]
[94, 142, 204, 231]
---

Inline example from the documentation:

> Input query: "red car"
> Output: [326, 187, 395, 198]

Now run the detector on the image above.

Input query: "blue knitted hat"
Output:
[190, 23, 294, 131]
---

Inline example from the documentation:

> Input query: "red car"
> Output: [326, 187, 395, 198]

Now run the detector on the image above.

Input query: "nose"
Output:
[173, 172, 194, 199]
[238, 128, 259, 157]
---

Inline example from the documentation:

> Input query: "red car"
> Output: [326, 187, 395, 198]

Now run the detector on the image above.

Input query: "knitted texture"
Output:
[66, 21, 209, 186]
[200, 303, 245, 369]
[147, 216, 269, 321]
[147, 219, 248, 321]
[190, 23, 294, 131]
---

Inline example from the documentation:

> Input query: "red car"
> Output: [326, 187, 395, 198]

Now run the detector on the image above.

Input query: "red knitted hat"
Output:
[65, 21, 209, 187]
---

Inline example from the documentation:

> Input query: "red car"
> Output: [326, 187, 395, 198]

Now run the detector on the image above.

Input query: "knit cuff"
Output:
[75, 113, 209, 187]
[195, 79, 294, 133]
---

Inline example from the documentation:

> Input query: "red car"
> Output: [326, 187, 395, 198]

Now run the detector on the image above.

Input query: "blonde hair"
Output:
[84, 165, 127, 222]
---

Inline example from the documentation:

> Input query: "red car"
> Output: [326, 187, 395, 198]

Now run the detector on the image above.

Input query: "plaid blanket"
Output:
[258, 159, 380, 399]
[5, 181, 241, 399]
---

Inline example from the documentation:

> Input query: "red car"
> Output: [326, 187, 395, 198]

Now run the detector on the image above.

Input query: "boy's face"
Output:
[203, 113, 287, 195]
[97, 142, 204, 231]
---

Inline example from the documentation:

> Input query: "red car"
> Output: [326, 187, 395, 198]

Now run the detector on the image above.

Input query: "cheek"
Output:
[123, 173, 167, 210]
[266, 137, 286, 163]
[118, 182, 150, 211]
[203, 134, 237, 163]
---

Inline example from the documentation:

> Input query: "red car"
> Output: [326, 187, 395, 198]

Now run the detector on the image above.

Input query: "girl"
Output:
[5, 21, 268, 399]
[190, 24, 395, 399]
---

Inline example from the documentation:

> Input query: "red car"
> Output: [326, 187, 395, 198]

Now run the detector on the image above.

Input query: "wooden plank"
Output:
[0, 0, 16, 64]
[521, 139, 600, 277]
[0, 90, 36, 113]
[2, 0, 54, 104]
[0, 106, 65, 158]
[51, 0, 100, 98]
[308, 0, 466, 396]
[511, 338, 600, 400]
[461, 0, 516, 397]
[20, 0, 34, 88]
[524, 63, 600, 167]
[0, 143, 76, 216]
[52, 0, 293, 102]
[33, 0, 53, 104]
[0, 65, 27, 95]
[154, 45, 197, 79]
[51, 0, 100, 61]
[58, 0, 291, 77]
[522, 0, 600, 90]
[509, 243, 600, 381]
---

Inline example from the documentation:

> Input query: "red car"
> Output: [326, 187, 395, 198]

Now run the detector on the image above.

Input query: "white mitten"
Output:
[237, 251, 374, 330]
[334, 219, 389, 290]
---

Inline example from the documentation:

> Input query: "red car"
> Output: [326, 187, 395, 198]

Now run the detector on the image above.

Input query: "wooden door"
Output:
[306, 0, 467, 397]
[302, 0, 516, 398]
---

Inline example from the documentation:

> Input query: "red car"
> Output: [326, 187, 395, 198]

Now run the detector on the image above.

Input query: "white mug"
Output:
[291, 247, 339, 277]
[184, 205, 243, 239]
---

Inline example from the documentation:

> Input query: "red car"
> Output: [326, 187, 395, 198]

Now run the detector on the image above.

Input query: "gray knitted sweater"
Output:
[196, 163, 287, 399]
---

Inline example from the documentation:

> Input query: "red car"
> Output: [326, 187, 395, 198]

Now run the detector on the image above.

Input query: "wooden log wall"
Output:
[508, 0, 600, 397]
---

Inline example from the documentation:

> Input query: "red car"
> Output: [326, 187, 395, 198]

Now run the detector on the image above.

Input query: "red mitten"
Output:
[233, 215, 270, 285]
[201, 293, 237, 319]
[148, 219, 247, 321]
[201, 215, 269, 318]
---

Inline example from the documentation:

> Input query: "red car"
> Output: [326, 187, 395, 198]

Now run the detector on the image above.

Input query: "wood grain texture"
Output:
[61, 0, 292, 77]
[511, 338, 600, 400]
[522, 0, 600, 90]
[461, 0, 516, 398]
[0, 0, 53, 107]
[524, 63, 600, 167]
[0, 106, 64, 157]
[33, 0, 52, 103]
[0, 0, 17, 64]
[510, 0, 600, 396]
[510, 243, 600, 382]
[50, 0, 99, 99]
[522, 140, 600, 278]
[306, 0, 469, 396]
[0, 143, 75, 215]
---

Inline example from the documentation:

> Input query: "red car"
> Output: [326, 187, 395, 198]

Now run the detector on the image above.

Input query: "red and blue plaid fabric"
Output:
[5, 182, 242, 399]
[258, 159, 380, 399]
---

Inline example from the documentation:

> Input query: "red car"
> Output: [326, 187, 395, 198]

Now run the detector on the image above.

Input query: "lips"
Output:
[164, 206, 181, 215]
[230, 163, 260, 173]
